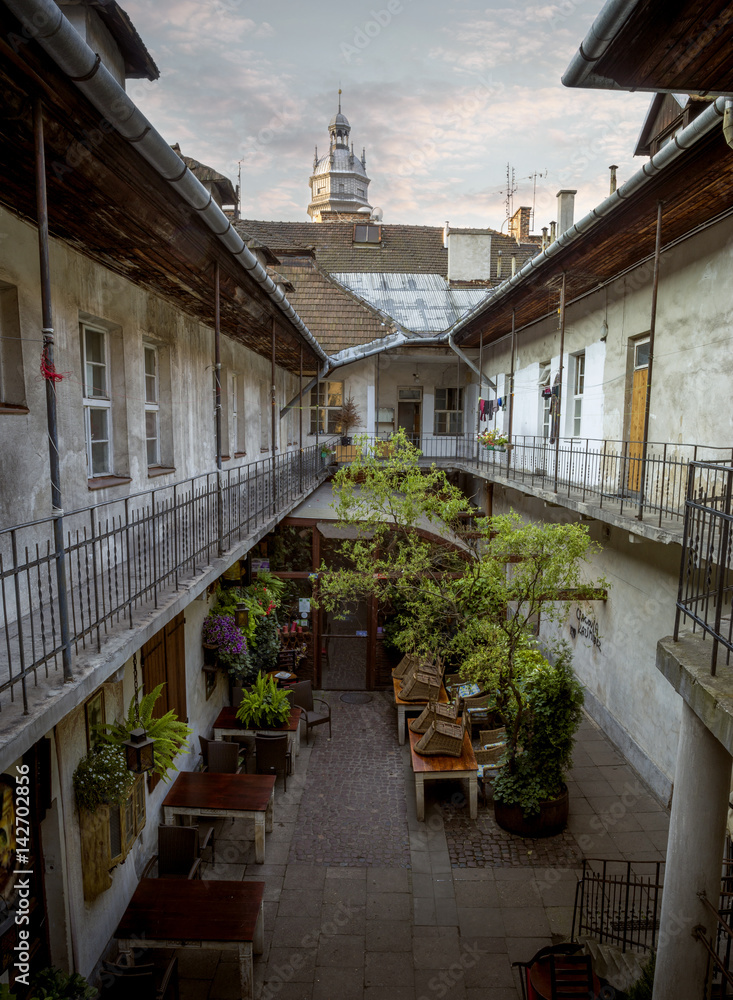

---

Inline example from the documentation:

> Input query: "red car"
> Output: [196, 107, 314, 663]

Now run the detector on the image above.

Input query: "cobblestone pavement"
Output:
[173, 694, 669, 1000]
[288, 693, 410, 866]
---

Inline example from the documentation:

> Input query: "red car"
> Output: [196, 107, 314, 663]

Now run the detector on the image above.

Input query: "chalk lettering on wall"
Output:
[570, 608, 602, 652]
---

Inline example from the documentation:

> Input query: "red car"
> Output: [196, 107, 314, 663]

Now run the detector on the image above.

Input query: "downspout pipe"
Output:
[7, 0, 329, 367]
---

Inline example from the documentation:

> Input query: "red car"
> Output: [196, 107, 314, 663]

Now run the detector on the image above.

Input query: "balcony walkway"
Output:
[170, 691, 669, 1000]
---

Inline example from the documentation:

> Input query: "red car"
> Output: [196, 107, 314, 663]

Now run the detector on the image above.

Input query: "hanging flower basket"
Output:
[478, 430, 509, 450]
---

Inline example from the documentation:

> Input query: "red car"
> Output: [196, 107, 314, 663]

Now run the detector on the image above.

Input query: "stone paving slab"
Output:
[170, 694, 669, 999]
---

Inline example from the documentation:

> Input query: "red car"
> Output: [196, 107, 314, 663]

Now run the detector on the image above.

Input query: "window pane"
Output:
[86, 361, 106, 398]
[146, 411, 159, 466]
[89, 407, 108, 442]
[435, 388, 447, 410]
[85, 328, 104, 364]
[435, 413, 447, 434]
[144, 347, 156, 377]
[145, 374, 157, 404]
[635, 341, 650, 368]
[91, 441, 109, 475]
[327, 410, 342, 434]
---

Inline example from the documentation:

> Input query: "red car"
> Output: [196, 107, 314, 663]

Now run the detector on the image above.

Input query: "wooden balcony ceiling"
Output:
[565, 0, 733, 96]
[455, 122, 733, 348]
[0, 8, 319, 375]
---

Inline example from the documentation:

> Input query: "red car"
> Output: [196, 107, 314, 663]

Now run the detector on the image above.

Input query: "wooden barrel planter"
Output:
[494, 785, 569, 838]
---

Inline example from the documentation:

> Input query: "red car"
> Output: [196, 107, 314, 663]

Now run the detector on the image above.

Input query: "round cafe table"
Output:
[267, 670, 297, 684]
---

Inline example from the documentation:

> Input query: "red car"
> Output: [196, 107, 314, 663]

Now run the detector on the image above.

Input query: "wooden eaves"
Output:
[0, 5, 320, 375]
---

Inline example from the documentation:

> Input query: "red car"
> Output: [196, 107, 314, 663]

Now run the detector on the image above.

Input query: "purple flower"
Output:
[202, 614, 247, 657]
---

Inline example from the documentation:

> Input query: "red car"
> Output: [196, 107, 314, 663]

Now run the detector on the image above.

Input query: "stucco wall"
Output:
[0, 208, 302, 530]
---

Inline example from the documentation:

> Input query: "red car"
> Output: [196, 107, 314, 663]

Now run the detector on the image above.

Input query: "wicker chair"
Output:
[143, 825, 203, 879]
[207, 740, 243, 774]
[103, 954, 179, 1000]
[479, 727, 507, 747]
[290, 680, 332, 744]
[255, 733, 291, 791]
[409, 700, 460, 735]
[475, 743, 506, 803]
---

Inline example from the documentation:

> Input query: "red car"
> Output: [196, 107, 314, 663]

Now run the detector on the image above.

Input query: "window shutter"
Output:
[164, 612, 188, 723]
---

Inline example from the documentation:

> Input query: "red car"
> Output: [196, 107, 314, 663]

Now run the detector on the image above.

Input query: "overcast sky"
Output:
[123, 0, 652, 230]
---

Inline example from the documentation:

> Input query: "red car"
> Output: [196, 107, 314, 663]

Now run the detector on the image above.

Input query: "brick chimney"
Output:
[556, 190, 577, 235]
[508, 206, 532, 242]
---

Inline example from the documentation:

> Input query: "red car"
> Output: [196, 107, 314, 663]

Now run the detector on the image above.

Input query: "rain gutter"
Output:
[561, 0, 643, 91]
[6, 0, 329, 366]
[449, 95, 728, 343]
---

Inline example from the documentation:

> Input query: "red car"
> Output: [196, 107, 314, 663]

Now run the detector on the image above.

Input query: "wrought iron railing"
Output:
[674, 460, 733, 674]
[571, 858, 665, 954]
[0, 444, 332, 714]
[351, 433, 731, 527]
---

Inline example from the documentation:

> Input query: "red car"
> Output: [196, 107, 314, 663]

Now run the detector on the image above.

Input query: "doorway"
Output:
[398, 387, 422, 446]
[627, 338, 650, 493]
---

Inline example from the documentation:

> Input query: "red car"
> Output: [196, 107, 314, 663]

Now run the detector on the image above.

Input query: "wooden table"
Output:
[213, 705, 302, 758]
[409, 729, 478, 821]
[115, 878, 265, 1000]
[528, 955, 601, 999]
[393, 678, 449, 745]
[162, 771, 275, 864]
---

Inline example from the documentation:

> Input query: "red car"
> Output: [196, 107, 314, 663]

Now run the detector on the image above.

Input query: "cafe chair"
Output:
[512, 943, 584, 1000]
[255, 733, 292, 791]
[143, 825, 202, 880]
[479, 726, 507, 747]
[207, 739, 244, 774]
[290, 680, 332, 744]
[549, 952, 595, 998]
[103, 953, 179, 1000]
[199, 734, 213, 770]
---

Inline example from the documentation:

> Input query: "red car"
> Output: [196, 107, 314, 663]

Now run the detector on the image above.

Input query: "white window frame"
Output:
[434, 387, 464, 435]
[82, 323, 112, 477]
[231, 372, 239, 455]
[310, 380, 344, 435]
[144, 344, 160, 467]
[572, 352, 585, 438]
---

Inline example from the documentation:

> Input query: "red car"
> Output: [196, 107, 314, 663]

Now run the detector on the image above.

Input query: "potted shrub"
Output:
[492, 644, 584, 837]
[72, 744, 134, 812]
[335, 393, 361, 446]
[236, 673, 292, 728]
[29, 968, 97, 999]
[95, 684, 192, 780]
[477, 428, 509, 451]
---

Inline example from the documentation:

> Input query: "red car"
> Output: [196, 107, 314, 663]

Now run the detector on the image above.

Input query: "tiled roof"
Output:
[275, 257, 391, 355]
[235, 220, 449, 275]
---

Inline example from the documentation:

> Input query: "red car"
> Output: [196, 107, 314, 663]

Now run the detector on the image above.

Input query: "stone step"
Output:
[581, 936, 649, 993]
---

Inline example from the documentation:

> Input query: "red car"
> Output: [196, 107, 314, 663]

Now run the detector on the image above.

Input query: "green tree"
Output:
[317, 431, 607, 811]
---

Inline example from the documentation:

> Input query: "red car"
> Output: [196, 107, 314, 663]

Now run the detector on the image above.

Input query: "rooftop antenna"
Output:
[236, 158, 245, 220]
[527, 169, 548, 229]
[504, 163, 517, 224]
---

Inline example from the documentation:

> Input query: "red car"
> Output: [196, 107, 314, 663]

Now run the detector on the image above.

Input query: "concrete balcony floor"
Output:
[151, 691, 669, 1000]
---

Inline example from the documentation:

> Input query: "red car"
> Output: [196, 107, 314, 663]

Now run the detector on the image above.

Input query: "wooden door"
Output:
[627, 346, 649, 493]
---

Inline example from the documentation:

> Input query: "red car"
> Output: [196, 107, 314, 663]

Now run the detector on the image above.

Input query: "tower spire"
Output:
[338, 87, 342, 113]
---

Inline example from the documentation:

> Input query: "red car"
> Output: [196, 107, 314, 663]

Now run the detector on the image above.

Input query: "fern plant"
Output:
[236, 673, 292, 728]
[96, 683, 192, 780]
[29, 967, 98, 998]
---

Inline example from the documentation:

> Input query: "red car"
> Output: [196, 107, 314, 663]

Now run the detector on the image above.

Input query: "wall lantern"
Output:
[122, 652, 156, 774]
[235, 602, 249, 632]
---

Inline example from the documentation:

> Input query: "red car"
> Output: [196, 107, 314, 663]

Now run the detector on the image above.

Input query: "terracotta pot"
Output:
[494, 784, 569, 838]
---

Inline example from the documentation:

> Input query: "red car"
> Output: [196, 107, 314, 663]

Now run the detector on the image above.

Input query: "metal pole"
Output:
[375, 352, 380, 445]
[553, 272, 566, 494]
[34, 98, 72, 683]
[637, 201, 663, 520]
[315, 366, 320, 450]
[299, 343, 303, 493]
[271, 318, 277, 513]
[507, 308, 516, 475]
[214, 260, 224, 556]
[476, 329, 483, 463]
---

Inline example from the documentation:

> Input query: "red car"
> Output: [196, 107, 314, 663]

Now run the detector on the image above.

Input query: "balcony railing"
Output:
[0, 444, 331, 714]
[358, 433, 731, 528]
[674, 460, 733, 673]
